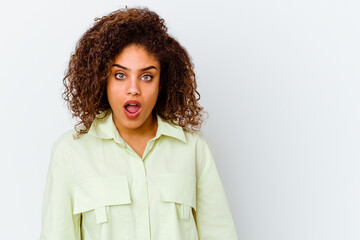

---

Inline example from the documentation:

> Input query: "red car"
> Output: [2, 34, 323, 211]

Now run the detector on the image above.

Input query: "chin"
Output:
[122, 114, 150, 128]
[124, 119, 146, 129]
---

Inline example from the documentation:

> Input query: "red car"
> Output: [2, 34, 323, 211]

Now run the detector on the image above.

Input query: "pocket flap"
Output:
[73, 176, 131, 214]
[156, 173, 196, 211]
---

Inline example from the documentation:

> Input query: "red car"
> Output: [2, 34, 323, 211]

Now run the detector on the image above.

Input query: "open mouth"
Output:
[125, 103, 140, 113]
[124, 100, 141, 119]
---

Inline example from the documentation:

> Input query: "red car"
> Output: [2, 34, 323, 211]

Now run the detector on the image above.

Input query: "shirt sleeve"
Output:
[195, 136, 238, 240]
[40, 143, 81, 240]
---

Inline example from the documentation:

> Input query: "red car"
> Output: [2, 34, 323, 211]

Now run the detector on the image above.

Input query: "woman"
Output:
[40, 7, 237, 240]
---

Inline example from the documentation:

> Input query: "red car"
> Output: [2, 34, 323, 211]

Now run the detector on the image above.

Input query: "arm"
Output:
[40, 143, 81, 240]
[195, 136, 238, 240]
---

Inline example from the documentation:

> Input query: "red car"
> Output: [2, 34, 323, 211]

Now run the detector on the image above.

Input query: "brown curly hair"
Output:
[62, 7, 205, 137]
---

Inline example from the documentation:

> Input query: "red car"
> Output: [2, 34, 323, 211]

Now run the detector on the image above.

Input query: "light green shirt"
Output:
[40, 108, 238, 240]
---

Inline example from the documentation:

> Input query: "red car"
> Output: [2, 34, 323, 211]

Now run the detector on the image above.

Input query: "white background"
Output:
[1, 0, 359, 239]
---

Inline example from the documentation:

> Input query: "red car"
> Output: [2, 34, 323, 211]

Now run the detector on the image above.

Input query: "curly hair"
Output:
[62, 7, 205, 137]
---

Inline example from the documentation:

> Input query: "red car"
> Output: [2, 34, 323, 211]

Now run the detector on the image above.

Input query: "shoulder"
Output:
[51, 125, 97, 157]
[51, 129, 75, 153]
[183, 131, 216, 179]
[183, 130, 213, 153]
[183, 130, 209, 144]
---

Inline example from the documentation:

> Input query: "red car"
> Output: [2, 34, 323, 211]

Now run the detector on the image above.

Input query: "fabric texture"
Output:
[40, 108, 238, 240]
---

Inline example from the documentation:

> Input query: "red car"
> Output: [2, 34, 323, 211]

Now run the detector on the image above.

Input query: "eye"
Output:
[115, 72, 126, 80]
[141, 74, 153, 81]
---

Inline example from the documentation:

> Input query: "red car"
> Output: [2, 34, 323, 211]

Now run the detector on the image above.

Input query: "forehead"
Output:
[113, 44, 160, 68]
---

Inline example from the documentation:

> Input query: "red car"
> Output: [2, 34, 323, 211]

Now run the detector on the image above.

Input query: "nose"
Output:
[126, 77, 140, 96]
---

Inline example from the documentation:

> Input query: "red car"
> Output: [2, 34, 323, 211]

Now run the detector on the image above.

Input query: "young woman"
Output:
[40, 7, 237, 240]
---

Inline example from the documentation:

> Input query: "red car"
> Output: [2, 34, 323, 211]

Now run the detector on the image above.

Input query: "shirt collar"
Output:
[87, 108, 186, 143]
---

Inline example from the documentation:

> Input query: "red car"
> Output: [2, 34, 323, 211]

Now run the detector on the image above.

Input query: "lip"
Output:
[123, 100, 142, 119]
[124, 100, 142, 108]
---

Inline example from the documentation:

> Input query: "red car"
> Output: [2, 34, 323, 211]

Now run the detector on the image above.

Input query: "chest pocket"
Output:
[73, 176, 132, 240]
[156, 173, 198, 240]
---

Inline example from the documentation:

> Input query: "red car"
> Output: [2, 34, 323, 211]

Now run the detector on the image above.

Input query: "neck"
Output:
[114, 113, 158, 142]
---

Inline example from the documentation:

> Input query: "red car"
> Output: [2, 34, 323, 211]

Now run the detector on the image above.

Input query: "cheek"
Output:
[142, 89, 159, 109]
[150, 87, 160, 102]
[107, 82, 124, 104]
[107, 80, 123, 94]
[106, 84, 114, 102]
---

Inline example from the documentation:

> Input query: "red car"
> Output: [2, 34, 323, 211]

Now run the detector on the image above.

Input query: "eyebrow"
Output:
[112, 64, 157, 72]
